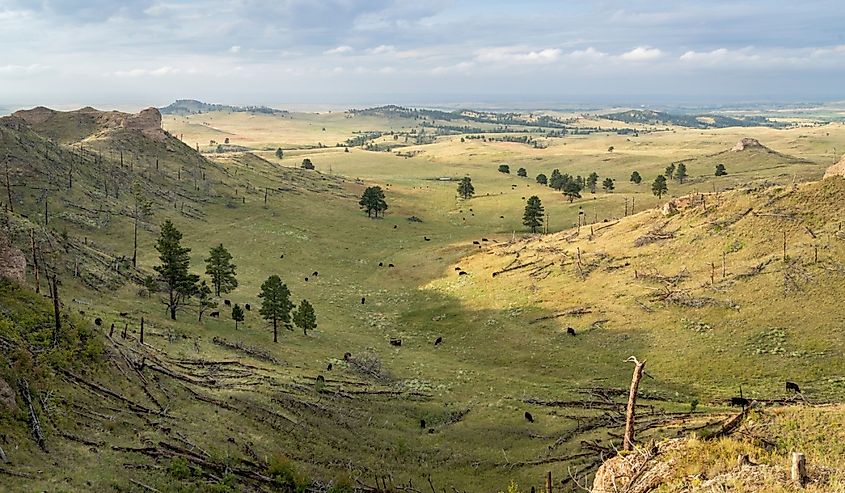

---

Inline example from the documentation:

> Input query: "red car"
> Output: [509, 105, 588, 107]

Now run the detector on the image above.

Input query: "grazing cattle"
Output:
[424, 236, 430, 241]
[567, 327, 576, 336]
[224, 299, 231, 306]
[343, 352, 352, 361]
[389, 338, 402, 347]
[481, 238, 488, 242]
[524, 411, 534, 423]
[393, 225, 397, 229]
[434, 336, 443, 346]
[305, 277, 309, 281]
[469, 208, 473, 212]
[521, 196, 525, 200]
[280, 254, 284, 258]
[361, 297, 366, 304]
[472, 241, 480, 245]
[730, 397, 750, 407]
[458, 271, 468, 276]
[786, 381, 801, 393]
[119, 312, 129, 317]
[316, 375, 325, 384]
[326, 363, 333, 371]
[378, 262, 383, 267]
[245, 303, 251, 311]
[79, 310, 86, 315]
[420, 419, 426, 429]
[312, 271, 318, 276]
[209, 311, 220, 318]
[454, 267, 462, 271]
[94, 317, 102, 326]
[500, 215, 504, 219]
[388, 263, 395, 268]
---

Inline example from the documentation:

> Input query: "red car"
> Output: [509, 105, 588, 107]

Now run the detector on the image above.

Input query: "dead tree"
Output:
[50, 273, 61, 347]
[623, 356, 647, 451]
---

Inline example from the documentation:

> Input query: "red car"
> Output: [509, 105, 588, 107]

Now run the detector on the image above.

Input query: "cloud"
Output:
[475, 47, 561, 64]
[0, 63, 48, 75]
[324, 45, 353, 55]
[620, 46, 663, 62]
[568, 47, 607, 61]
[228, 45, 241, 54]
[369, 44, 395, 54]
[112, 66, 196, 77]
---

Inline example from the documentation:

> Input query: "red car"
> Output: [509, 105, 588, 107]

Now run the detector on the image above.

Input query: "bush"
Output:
[267, 454, 309, 492]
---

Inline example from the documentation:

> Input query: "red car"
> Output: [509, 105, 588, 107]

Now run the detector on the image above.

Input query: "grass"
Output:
[0, 106, 844, 491]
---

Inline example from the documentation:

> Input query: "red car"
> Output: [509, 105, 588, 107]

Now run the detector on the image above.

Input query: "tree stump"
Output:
[791, 452, 807, 488]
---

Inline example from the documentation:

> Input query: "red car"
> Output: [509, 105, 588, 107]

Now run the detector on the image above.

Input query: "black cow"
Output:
[378, 262, 383, 267]
[280, 254, 284, 258]
[244, 303, 251, 311]
[786, 381, 801, 393]
[94, 317, 102, 326]
[524, 412, 534, 423]
[389, 338, 402, 347]
[343, 352, 352, 361]
[209, 311, 220, 318]
[434, 336, 443, 346]
[224, 299, 231, 306]
[304, 277, 309, 281]
[472, 241, 479, 245]
[119, 312, 129, 317]
[326, 363, 333, 371]
[458, 271, 468, 276]
[361, 297, 366, 304]
[567, 327, 576, 336]
[312, 271, 318, 277]
[730, 397, 750, 407]
[393, 225, 397, 229]
[420, 419, 426, 429]
[388, 263, 395, 268]
[481, 238, 488, 242]
[424, 236, 430, 241]
[455, 267, 462, 271]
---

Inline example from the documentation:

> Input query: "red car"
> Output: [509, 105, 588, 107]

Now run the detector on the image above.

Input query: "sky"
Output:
[1, 0, 844, 109]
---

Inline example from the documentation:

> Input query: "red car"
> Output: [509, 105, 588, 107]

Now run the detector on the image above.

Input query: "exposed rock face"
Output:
[661, 194, 704, 216]
[0, 241, 26, 284]
[123, 107, 165, 141]
[731, 137, 763, 151]
[824, 156, 845, 179]
[12, 106, 166, 142]
[0, 377, 17, 413]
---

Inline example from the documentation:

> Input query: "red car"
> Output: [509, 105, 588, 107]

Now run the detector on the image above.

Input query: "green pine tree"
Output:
[259, 275, 294, 343]
[652, 175, 669, 199]
[293, 299, 317, 336]
[715, 163, 727, 176]
[154, 220, 199, 320]
[197, 280, 216, 322]
[205, 244, 238, 297]
[602, 177, 615, 192]
[497, 164, 510, 174]
[665, 163, 676, 180]
[676, 162, 688, 183]
[522, 196, 544, 233]
[630, 171, 642, 184]
[232, 303, 244, 330]
[535, 173, 547, 185]
[359, 186, 388, 218]
[517, 167, 527, 177]
[457, 176, 475, 199]
[586, 172, 599, 193]
[563, 180, 582, 202]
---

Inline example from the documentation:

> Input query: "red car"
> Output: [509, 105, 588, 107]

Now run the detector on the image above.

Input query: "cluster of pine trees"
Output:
[151, 220, 316, 341]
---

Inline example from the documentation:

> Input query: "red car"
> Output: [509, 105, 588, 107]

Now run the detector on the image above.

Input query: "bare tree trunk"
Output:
[132, 215, 138, 268]
[623, 357, 647, 451]
[30, 230, 40, 294]
[50, 274, 61, 347]
[140, 317, 144, 344]
[4, 161, 13, 213]
[273, 319, 278, 343]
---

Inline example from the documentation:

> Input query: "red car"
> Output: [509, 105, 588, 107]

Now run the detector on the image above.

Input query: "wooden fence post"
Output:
[791, 452, 807, 488]
[545, 471, 552, 493]
[623, 356, 647, 451]
[140, 317, 145, 344]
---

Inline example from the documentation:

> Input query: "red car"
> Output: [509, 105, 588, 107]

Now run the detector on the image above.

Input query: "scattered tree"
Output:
[196, 280, 216, 322]
[232, 303, 244, 329]
[292, 299, 317, 336]
[359, 186, 388, 218]
[563, 180, 582, 202]
[675, 162, 687, 183]
[602, 177, 615, 192]
[586, 172, 599, 193]
[517, 167, 527, 177]
[497, 164, 510, 174]
[522, 196, 544, 233]
[130, 182, 153, 268]
[715, 163, 727, 176]
[205, 244, 238, 297]
[535, 173, 547, 185]
[630, 171, 642, 184]
[154, 220, 199, 320]
[652, 175, 668, 199]
[275, 148, 284, 159]
[457, 176, 475, 199]
[665, 163, 676, 180]
[259, 275, 294, 343]
[301, 158, 315, 170]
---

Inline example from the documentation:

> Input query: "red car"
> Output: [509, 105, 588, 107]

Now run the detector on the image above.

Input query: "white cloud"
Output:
[324, 45, 353, 55]
[228, 45, 241, 54]
[475, 47, 561, 64]
[369, 44, 395, 54]
[620, 46, 664, 62]
[0, 63, 48, 75]
[568, 47, 607, 61]
[112, 66, 195, 77]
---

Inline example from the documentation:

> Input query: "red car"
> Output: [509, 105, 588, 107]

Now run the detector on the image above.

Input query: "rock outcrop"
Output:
[824, 156, 845, 179]
[0, 240, 26, 284]
[730, 137, 764, 151]
[11, 106, 166, 142]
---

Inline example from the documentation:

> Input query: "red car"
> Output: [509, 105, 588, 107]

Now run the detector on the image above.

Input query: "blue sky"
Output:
[1, 0, 844, 108]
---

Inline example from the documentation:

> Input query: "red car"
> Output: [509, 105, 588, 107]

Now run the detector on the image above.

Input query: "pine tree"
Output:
[232, 303, 244, 329]
[259, 275, 294, 343]
[130, 182, 153, 268]
[275, 148, 284, 159]
[292, 299, 317, 336]
[602, 177, 615, 192]
[665, 163, 676, 180]
[457, 177, 475, 199]
[630, 171, 642, 184]
[154, 220, 199, 320]
[522, 196, 544, 233]
[675, 163, 687, 183]
[359, 186, 388, 218]
[563, 180, 582, 202]
[197, 280, 216, 322]
[517, 167, 527, 177]
[535, 173, 547, 185]
[715, 163, 727, 176]
[205, 244, 238, 297]
[652, 175, 668, 199]
[497, 164, 510, 174]
[586, 172, 599, 193]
